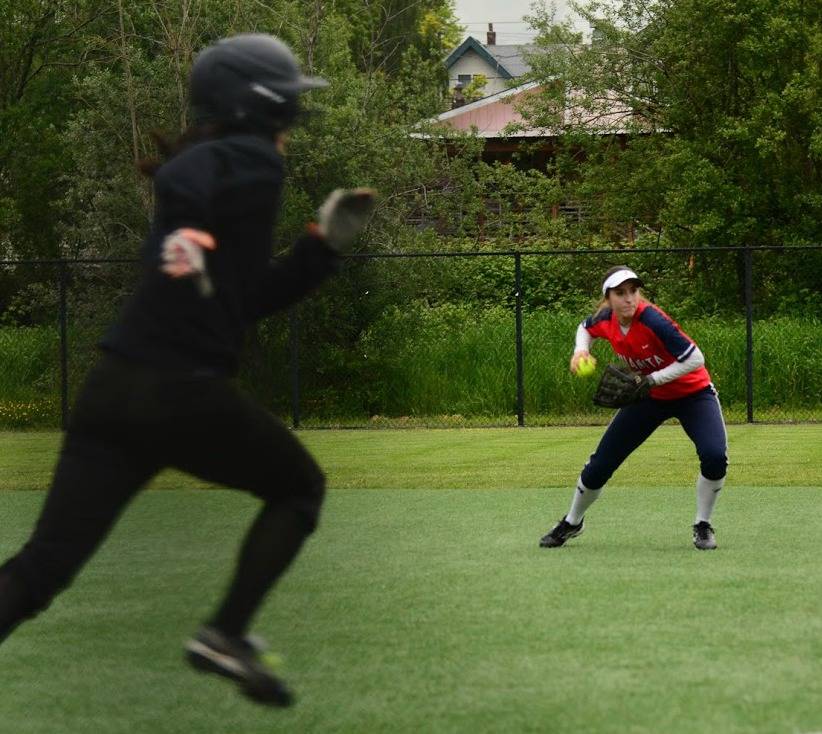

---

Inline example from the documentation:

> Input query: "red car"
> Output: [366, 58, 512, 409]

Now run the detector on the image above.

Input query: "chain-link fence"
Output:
[1, 245, 820, 430]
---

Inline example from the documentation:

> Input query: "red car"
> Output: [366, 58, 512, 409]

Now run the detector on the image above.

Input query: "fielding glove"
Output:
[593, 364, 653, 408]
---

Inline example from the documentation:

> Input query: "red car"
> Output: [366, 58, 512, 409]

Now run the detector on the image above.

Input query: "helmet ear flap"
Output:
[189, 34, 327, 133]
[235, 83, 301, 131]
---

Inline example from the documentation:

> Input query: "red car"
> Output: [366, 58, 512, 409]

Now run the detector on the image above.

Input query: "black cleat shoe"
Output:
[185, 626, 294, 706]
[539, 516, 585, 548]
[693, 521, 717, 550]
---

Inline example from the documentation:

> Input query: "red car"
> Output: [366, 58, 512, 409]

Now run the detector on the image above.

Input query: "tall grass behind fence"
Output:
[684, 317, 821, 421]
[2, 302, 821, 429]
[0, 327, 57, 398]
[346, 308, 822, 425]
[358, 304, 515, 418]
[1, 249, 820, 428]
[0, 327, 61, 427]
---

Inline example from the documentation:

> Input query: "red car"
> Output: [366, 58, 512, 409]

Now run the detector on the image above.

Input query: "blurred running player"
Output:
[0, 34, 375, 706]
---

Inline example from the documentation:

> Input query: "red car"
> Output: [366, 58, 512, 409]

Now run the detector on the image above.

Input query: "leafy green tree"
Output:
[462, 72, 488, 102]
[334, 0, 461, 74]
[0, 0, 106, 260]
[3, 0, 476, 402]
[520, 0, 821, 309]
[525, 0, 821, 241]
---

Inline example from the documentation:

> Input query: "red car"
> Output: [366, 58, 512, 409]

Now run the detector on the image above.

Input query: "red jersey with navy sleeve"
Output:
[583, 300, 712, 400]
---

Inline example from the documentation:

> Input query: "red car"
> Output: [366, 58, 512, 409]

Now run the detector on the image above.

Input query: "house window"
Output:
[457, 74, 473, 86]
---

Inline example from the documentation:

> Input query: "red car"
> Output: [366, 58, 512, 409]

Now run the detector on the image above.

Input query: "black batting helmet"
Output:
[189, 33, 327, 133]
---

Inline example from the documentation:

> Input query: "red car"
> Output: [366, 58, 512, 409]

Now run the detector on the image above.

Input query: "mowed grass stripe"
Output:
[1, 423, 821, 491]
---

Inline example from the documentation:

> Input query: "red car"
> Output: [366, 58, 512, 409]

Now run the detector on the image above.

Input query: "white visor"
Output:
[602, 269, 642, 295]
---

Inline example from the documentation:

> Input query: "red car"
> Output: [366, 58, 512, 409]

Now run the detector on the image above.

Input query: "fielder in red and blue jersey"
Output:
[539, 266, 728, 551]
[583, 300, 712, 400]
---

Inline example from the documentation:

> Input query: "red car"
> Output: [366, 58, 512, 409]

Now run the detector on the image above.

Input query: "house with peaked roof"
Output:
[411, 32, 643, 240]
[440, 27, 634, 144]
[445, 25, 535, 99]
[417, 78, 635, 169]
[418, 82, 555, 168]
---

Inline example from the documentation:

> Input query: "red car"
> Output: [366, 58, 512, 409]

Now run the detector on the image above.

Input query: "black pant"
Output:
[2, 353, 325, 618]
[581, 386, 728, 490]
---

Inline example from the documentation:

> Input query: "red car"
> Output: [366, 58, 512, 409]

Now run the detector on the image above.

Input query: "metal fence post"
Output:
[744, 247, 754, 423]
[58, 261, 69, 430]
[288, 306, 301, 429]
[514, 253, 525, 427]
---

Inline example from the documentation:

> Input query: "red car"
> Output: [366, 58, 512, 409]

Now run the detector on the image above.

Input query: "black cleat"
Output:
[185, 626, 294, 706]
[539, 516, 584, 548]
[693, 521, 717, 550]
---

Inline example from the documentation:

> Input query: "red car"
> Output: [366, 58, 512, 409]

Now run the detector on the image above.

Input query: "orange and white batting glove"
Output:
[160, 228, 217, 296]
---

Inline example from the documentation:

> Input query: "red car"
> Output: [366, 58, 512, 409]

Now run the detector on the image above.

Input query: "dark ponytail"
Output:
[137, 122, 227, 177]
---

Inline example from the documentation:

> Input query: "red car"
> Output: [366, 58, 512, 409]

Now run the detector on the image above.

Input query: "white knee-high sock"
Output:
[695, 474, 724, 524]
[566, 478, 601, 525]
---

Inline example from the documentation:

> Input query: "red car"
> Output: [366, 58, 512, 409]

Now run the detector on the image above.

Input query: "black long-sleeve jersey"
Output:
[102, 133, 339, 376]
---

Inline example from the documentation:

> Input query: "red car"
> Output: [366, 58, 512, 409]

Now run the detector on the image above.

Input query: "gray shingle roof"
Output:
[484, 45, 538, 78]
[445, 38, 569, 79]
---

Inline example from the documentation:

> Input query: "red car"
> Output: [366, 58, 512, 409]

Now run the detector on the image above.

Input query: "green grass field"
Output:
[1, 426, 821, 734]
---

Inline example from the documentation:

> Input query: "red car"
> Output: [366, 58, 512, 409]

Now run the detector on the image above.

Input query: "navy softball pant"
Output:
[580, 386, 728, 490]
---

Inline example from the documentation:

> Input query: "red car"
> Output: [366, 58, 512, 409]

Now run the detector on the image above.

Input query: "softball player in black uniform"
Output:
[0, 34, 374, 707]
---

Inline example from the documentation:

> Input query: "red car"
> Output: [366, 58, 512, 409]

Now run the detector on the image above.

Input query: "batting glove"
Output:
[316, 188, 377, 252]
[159, 228, 216, 296]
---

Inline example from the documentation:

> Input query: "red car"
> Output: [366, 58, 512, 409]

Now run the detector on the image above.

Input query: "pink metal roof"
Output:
[425, 83, 637, 139]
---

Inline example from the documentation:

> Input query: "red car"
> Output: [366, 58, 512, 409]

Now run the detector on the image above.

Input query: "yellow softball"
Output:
[576, 356, 597, 378]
